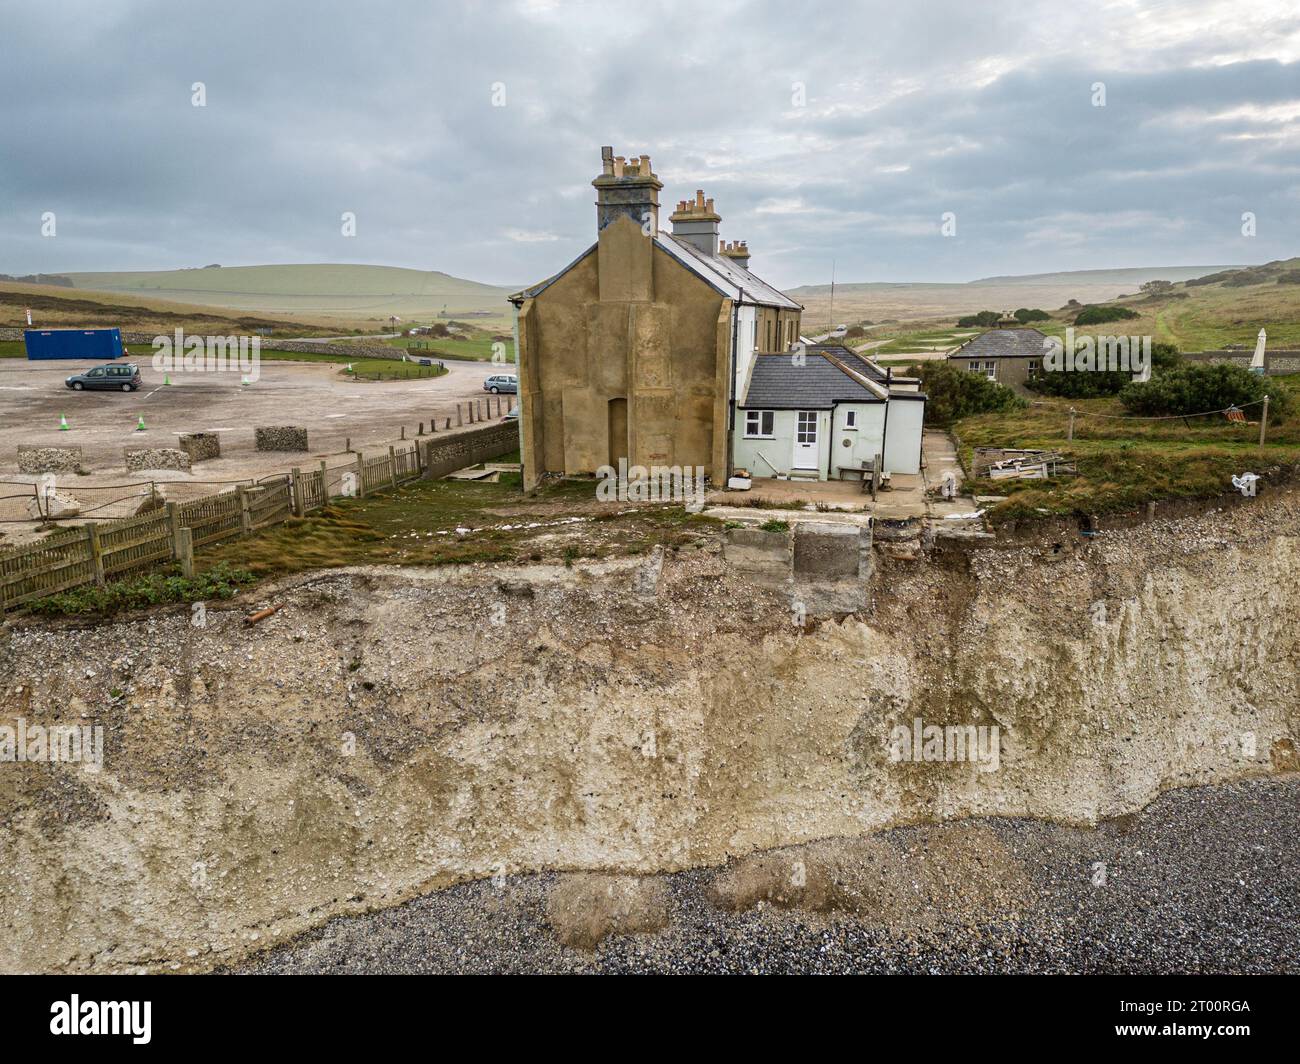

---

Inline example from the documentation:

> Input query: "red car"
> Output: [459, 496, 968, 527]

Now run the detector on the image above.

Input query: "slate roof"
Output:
[742, 352, 887, 409]
[509, 232, 801, 310]
[656, 234, 801, 310]
[949, 328, 1049, 359]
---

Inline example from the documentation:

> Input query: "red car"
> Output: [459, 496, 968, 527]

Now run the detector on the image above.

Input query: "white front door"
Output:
[792, 410, 819, 469]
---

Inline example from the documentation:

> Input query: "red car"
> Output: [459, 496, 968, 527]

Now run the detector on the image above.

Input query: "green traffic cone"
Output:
[136, 414, 146, 432]
[59, 414, 69, 431]
[163, 374, 172, 385]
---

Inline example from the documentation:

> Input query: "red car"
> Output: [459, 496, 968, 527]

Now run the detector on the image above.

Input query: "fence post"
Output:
[176, 527, 195, 579]
[1260, 395, 1269, 447]
[1067, 407, 1076, 441]
[290, 467, 305, 516]
[457, 405, 463, 427]
[357, 453, 367, 498]
[86, 523, 106, 586]
[430, 416, 437, 432]
[388, 446, 398, 490]
[236, 486, 252, 534]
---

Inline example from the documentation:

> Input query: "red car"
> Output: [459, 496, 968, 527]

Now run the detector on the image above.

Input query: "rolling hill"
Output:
[57, 264, 516, 328]
[788, 265, 1244, 331]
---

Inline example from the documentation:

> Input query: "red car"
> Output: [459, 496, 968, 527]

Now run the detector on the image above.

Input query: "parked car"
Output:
[65, 362, 142, 391]
[483, 373, 518, 394]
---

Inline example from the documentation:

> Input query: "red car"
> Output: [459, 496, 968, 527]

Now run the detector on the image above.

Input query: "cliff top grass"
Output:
[196, 474, 718, 579]
[955, 376, 1300, 519]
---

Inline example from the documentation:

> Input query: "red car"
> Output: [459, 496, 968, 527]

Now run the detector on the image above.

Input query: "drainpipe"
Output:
[511, 299, 522, 493]
[726, 289, 744, 481]
[880, 366, 892, 473]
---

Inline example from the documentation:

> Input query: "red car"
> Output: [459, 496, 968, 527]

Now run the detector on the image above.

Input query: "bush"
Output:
[1013, 308, 1051, 323]
[956, 310, 1001, 328]
[1119, 362, 1286, 420]
[910, 362, 1026, 426]
[1025, 342, 1181, 399]
[1073, 304, 1140, 326]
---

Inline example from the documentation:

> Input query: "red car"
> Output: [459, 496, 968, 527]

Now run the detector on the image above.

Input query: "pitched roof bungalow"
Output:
[946, 326, 1049, 391]
[509, 147, 925, 489]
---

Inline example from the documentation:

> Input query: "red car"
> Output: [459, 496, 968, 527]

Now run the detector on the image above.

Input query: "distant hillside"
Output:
[58, 264, 515, 327]
[787, 265, 1249, 331]
[1088, 257, 1300, 350]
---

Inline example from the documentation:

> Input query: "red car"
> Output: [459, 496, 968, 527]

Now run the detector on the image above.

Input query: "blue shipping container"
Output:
[24, 328, 125, 360]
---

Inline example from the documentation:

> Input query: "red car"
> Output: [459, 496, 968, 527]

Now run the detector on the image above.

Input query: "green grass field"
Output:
[58, 264, 515, 330]
[955, 376, 1300, 520]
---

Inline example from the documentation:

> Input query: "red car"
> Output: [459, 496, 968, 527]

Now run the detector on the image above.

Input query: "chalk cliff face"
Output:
[1, 494, 1297, 973]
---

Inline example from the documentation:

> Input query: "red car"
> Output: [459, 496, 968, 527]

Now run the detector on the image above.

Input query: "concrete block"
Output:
[793, 521, 863, 580]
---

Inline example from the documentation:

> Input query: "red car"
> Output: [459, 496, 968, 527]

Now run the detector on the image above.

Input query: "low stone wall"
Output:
[255, 426, 309, 452]
[422, 421, 519, 479]
[17, 445, 83, 474]
[178, 432, 221, 462]
[1183, 350, 1300, 375]
[124, 447, 192, 473]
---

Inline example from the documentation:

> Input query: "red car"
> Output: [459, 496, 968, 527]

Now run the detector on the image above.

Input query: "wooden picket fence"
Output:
[0, 443, 427, 612]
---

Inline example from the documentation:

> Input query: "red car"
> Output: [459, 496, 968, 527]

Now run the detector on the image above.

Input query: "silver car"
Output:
[483, 373, 518, 394]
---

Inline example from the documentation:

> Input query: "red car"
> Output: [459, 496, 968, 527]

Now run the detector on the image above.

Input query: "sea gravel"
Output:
[235, 776, 1299, 974]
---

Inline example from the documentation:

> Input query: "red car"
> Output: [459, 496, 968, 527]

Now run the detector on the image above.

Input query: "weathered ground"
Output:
[1, 488, 1298, 973]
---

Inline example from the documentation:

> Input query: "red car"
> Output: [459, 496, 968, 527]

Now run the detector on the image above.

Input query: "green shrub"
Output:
[759, 519, 789, 533]
[24, 562, 256, 617]
[1027, 342, 1182, 398]
[1072, 304, 1140, 326]
[910, 362, 1026, 426]
[956, 310, 1001, 328]
[1119, 362, 1287, 420]
[1013, 308, 1051, 323]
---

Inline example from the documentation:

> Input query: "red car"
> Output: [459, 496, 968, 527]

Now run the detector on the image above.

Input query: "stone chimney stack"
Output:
[669, 189, 721, 255]
[592, 146, 661, 303]
[593, 146, 662, 234]
[719, 239, 750, 269]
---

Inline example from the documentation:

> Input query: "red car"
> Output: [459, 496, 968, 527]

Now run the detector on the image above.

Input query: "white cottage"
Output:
[732, 344, 926, 481]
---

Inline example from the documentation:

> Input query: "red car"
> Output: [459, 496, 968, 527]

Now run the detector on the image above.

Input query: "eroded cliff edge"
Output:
[2, 493, 1297, 972]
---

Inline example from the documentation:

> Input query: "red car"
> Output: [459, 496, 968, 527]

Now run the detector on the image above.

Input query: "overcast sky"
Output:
[1, 0, 1297, 288]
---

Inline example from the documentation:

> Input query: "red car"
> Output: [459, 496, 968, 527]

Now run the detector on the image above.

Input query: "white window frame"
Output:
[983, 361, 997, 379]
[967, 360, 980, 372]
[744, 409, 775, 439]
[844, 409, 858, 430]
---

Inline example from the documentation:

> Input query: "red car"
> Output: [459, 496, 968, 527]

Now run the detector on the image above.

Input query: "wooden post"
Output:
[445, 417, 451, 430]
[290, 467, 305, 516]
[430, 416, 437, 432]
[1260, 395, 1269, 447]
[457, 405, 463, 427]
[1067, 407, 1076, 441]
[236, 486, 252, 534]
[401, 425, 406, 441]
[356, 453, 367, 498]
[418, 422, 424, 436]
[176, 527, 194, 578]
[86, 523, 106, 586]
[388, 445, 398, 490]
[345, 436, 351, 453]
